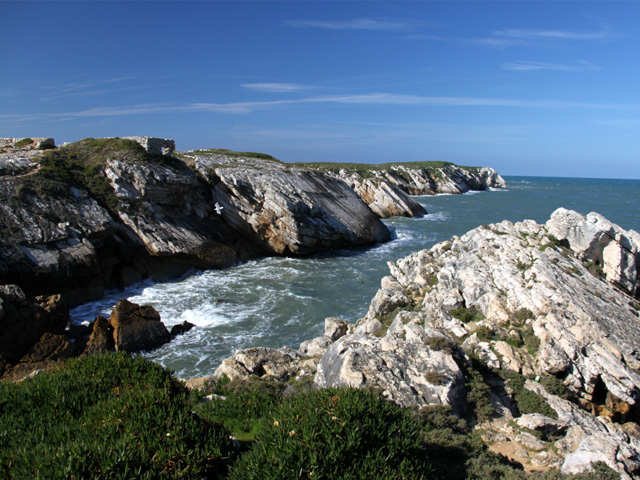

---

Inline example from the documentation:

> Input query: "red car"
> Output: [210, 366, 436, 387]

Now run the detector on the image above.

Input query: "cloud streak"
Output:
[501, 60, 599, 72]
[286, 18, 408, 31]
[1, 92, 636, 123]
[476, 27, 611, 47]
[241, 83, 315, 93]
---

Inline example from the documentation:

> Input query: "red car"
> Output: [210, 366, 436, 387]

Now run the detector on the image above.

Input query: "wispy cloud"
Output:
[241, 83, 315, 93]
[476, 27, 611, 47]
[501, 60, 599, 72]
[494, 28, 609, 41]
[1, 92, 636, 123]
[286, 18, 408, 31]
[40, 76, 139, 102]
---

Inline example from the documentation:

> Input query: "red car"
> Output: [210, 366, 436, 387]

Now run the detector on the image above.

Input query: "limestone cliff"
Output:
[306, 161, 506, 218]
[216, 209, 640, 478]
[0, 139, 389, 304]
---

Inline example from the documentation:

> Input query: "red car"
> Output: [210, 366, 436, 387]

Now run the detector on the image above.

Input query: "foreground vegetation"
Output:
[0, 354, 618, 479]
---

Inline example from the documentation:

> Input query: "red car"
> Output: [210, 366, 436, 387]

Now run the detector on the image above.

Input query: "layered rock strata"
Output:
[326, 163, 506, 218]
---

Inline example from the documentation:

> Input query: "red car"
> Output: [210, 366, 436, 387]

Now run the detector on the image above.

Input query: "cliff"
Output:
[216, 208, 640, 478]
[295, 160, 506, 218]
[0, 138, 502, 305]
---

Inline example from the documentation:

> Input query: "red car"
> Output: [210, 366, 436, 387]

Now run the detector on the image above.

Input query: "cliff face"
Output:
[189, 152, 390, 255]
[0, 138, 505, 305]
[311, 162, 506, 218]
[216, 209, 640, 478]
[0, 139, 390, 304]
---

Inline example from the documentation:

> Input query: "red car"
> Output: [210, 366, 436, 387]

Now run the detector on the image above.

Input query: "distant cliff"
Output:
[0, 137, 504, 306]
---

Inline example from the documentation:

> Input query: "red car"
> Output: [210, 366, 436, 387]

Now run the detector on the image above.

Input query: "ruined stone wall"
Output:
[0, 138, 56, 150]
[125, 137, 175, 156]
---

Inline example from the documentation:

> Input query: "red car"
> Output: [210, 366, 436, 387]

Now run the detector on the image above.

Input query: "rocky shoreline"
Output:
[0, 136, 503, 377]
[209, 208, 640, 478]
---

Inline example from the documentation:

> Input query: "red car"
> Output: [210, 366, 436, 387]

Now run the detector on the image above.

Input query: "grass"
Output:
[16, 137, 186, 213]
[288, 160, 456, 180]
[0, 353, 235, 479]
[0, 353, 620, 479]
[191, 148, 282, 163]
[13, 138, 34, 148]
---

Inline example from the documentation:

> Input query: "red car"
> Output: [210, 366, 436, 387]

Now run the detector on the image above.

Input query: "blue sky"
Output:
[2, 1, 639, 178]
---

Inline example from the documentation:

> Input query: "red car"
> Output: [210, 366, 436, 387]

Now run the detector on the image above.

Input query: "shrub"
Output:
[0, 353, 236, 479]
[450, 306, 483, 323]
[229, 388, 436, 480]
[512, 308, 534, 325]
[14, 138, 33, 148]
[522, 326, 541, 355]
[500, 371, 557, 419]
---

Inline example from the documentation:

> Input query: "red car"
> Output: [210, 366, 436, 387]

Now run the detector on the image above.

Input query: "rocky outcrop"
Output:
[190, 153, 391, 255]
[329, 163, 506, 218]
[335, 208, 640, 477]
[109, 299, 171, 352]
[0, 285, 68, 366]
[216, 208, 640, 477]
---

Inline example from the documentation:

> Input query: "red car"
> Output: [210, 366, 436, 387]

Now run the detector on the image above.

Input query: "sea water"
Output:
[70, 176, 640, 378]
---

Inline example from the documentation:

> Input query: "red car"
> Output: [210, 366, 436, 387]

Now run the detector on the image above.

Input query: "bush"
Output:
[14, 138, 33, 148]
[450, 306, 483, 323]
[229, 388, 436, 480]
[0, 353, 236, 479]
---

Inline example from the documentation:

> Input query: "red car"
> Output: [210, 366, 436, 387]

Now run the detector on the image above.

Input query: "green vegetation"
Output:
[14, 137, 34, 148]
[499, 371, 557, 419]
[0, 353, 235, 479]
[450, 306, 484, 323]
[0, 354, 620, 479]
[192, 148, 282, 163]
[17, 137, 184, 213]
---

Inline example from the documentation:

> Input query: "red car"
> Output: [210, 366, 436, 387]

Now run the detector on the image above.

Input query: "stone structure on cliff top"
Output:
[215, 208, 640, 478]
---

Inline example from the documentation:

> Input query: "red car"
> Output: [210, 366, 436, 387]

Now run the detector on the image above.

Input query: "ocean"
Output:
[70, 176, 640, 379]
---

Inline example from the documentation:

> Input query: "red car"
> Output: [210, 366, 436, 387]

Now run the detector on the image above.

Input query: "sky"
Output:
[1, 1, 639, 179]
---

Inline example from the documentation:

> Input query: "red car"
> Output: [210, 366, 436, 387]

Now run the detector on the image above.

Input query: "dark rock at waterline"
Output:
[0, 285, 68, 364]
[83, 316, 115, 355]
[171, 321, 195, 337]
[110, 299, 171, 353]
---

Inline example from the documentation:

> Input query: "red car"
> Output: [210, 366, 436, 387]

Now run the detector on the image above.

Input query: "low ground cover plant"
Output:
[0, 354, 620, 479]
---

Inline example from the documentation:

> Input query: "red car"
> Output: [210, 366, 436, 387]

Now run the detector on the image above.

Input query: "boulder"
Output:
[547, 208, 639, 296]
[214, 347, 304, 382]
[171, 321, 195, 337]
[83, 316, 115, 355]
[315, 331, 465, 412]
[109, 299, 171, 352]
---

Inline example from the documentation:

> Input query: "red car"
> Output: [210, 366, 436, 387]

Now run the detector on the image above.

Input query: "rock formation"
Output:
[109, 299, 172, 352]
[214, 208, 640, 478]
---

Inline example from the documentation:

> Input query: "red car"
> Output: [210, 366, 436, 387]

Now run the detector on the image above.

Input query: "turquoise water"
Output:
[70, 176, 640, 378]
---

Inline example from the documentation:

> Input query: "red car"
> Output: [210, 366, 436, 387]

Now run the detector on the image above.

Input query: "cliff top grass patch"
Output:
[289, 160, 457, 178]
[16, 137, 187, 212]
[190, 148, 282, 163]
[0, 353, 235, 479]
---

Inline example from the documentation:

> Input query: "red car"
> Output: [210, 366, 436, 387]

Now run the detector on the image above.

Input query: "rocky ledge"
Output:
[214, 208, 640, 478]
[0, 137, 502, 306]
